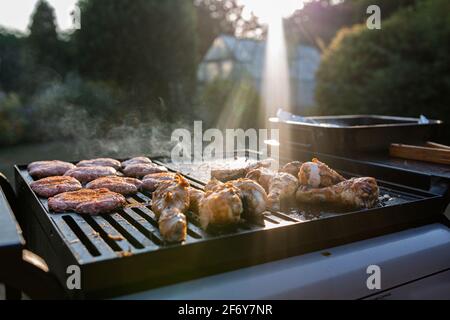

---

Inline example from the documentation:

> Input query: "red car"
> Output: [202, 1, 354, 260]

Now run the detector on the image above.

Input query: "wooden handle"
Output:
[425, 141, 450, 150]
[390, 143, 450, 165]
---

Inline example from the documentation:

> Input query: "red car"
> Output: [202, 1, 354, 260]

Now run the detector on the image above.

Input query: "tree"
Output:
[27, 0, 61, 71]
[0, 28, 25, 92]
[285, 0, 417, 50]
[315, 0, 450, 141]
[194, 0, 262, 59]
[75, 0, 198, 118]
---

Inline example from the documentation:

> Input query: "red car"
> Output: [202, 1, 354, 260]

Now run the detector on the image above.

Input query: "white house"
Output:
[197, 34, 321, 111]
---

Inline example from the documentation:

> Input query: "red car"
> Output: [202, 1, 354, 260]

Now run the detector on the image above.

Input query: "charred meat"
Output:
[48, 188, 126, 214]
[86, 176, 143, 195]
[30, 176, 82, 198]
[64, 166, 118, 184]
[28, 160, 75, 179]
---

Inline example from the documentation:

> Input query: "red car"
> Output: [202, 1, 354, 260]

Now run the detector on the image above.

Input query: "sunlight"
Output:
[240, 0, 304, 161]
[239, 0, 303, 25]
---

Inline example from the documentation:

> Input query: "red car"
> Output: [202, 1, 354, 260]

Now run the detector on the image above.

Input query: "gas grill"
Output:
[11, 151, 450, 299]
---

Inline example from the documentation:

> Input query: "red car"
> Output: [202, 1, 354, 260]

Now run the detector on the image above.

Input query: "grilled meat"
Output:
[121, 157, 153, 168]
[188, 187, 205, 213]
[296, 177, 379, 209]
[211, 167, 247, 182]
[77, 158, 121, 170]
[266, 172, 298, 211]
[30, 176, 82, 198]
[151, 175, 190, 242]
[245, 167, 275, 191]
[64, 166, 118, 184]
[246, 169, 298, 211]
[199, 179, 243, 229]
[279, 161, 303, 177]
[28, 160, 75, 179]
[142, 172, 177, 192]
[228, 178, 267, 217]
[48, 188, 126, 214]
[123, 163, 167, 178]
[210, 158, 276, 182]
[86, 176, 143, 195]
[298, 158, 345, 188]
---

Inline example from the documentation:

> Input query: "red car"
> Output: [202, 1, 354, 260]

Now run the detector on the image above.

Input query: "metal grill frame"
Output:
[14, 156, 445, 299]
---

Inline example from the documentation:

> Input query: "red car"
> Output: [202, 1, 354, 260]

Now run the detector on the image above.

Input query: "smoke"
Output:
[28, 75, 191, 161]
[32, 103, 188, 161]
[52, 108, 186, 160]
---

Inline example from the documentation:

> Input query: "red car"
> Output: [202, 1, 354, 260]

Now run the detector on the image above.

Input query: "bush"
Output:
[29, 74, 124, 141]
[0, 93, 28, 145]
[316, 0, 450, 139]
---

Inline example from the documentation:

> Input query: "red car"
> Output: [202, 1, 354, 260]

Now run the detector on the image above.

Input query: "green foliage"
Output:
[196, 77, 261, 129]
[0, 93, 27, 145]
[316, 0, 450, 134]
[286, 0, 417, 49]
[75, 0, 198, 117]
[29, 74, 124, 140]
[0, 28, 26, 93]
[27, 0, 65, 73]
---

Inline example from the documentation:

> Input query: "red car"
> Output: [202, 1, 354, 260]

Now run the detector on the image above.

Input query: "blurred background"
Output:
[0, 0, 449, 179]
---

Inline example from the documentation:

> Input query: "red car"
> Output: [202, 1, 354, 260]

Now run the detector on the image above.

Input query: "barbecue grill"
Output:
[12, 151, 450, 299]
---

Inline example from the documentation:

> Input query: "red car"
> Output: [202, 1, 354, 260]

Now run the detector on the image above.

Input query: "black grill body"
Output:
[15, 154, 446, 299]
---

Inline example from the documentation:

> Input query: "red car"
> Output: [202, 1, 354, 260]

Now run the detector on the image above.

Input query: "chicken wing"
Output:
[246, 169, 298, 211]
[266, 172, 298, 211]
[188, 187, 205, 214]
[229, 178, 267, 217]
[245, 167, 275, 191]
[279, 161, 303, 177]
[151, 174, 190, 242]
[298, 158, 345, 188]
[198, 180, 243, 229]
[296, 177, 379, 209]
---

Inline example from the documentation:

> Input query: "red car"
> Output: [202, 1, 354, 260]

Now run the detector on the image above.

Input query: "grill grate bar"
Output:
[135, 192, 152, 203]
[52, 215, 97, 261]
[70, 215, 118, 258]
[101, 213, 146, 250]
[122, 207, 163, 245]
[86, 215, 131, 252]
